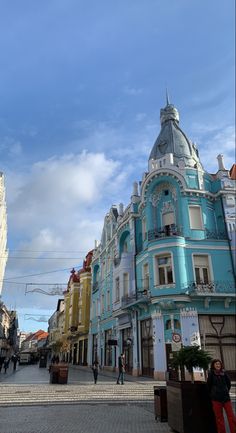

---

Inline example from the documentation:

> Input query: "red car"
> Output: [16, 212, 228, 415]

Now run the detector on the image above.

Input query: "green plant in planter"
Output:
[51, 341, 63, 355]
[171, 345, 212, 382]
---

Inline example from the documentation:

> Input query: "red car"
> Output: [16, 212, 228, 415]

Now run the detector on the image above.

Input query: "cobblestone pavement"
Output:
[0, 364, 172, 432]
[0, 364, 234, 433]
[0, 364, 163, 406]
[0, 403, 171, 433]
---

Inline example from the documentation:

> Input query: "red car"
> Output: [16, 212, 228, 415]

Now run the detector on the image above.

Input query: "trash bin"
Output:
[58, 364, 68, 384]
[154, 386, 168, 422]
[39, 356, 47, 368]
[49, 363, 68, 384]
[50, 364, 60, 383]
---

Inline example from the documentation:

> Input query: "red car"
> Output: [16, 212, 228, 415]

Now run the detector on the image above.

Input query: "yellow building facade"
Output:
[62, 251, 93, 365]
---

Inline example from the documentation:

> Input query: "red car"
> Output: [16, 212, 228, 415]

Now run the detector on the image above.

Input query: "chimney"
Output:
[217, 154, 226, 171]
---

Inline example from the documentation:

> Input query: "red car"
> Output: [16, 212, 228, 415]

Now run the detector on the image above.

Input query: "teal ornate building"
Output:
[88, 100, 236, 379]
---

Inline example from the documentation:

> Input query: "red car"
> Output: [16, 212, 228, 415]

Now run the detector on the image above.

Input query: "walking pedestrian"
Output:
[11, 354, 18, 371]
[3, 357, 10, 374]
[0, 356, 4, 373]
[116, 353, 125, 385]
[92, 359, 99, 384]
[207, 359, 236, 433]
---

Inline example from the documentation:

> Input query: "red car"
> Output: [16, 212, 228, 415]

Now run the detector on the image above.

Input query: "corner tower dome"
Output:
[149, 100, 202, 169]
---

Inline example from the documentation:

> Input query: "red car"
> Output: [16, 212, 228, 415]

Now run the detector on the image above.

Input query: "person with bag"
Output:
[116, 353, 125, 385]
[92, 359, 99, 384]
[207, 359, 236, 433]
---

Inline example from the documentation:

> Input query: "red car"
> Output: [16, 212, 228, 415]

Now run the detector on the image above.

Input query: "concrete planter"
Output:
[166, 380, 217, 433]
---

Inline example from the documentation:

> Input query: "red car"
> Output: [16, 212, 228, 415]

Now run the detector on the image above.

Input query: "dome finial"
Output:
[166, 87, 170, 106]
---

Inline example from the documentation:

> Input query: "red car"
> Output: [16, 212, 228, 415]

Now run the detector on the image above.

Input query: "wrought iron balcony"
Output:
[121, 290, 150, 308]
[148, 224, 182, 241]
[205, 229, 227, 240]
[114, 257, 121, 267]
[186, 280, 235, 294]
[113, 252, 133, 267]
[92, 282, 99, 293]
[121, 294, 136, 308]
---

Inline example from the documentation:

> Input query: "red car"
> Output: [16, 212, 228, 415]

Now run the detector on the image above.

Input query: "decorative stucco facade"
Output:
[62, 250, 93, 364]
[89, 100, 236, 379]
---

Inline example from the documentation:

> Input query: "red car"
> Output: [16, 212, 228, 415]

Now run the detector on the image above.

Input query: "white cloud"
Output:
[3, 149, 129, 313]
[192, 124, 235, 172]
[6, 151, 122, 232]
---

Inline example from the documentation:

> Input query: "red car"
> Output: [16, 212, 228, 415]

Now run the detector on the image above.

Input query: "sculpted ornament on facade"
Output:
[149, 182, 177, 207]
[161, 200, 174, 214]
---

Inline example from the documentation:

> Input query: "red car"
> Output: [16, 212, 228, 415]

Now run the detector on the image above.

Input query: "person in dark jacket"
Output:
[3, 357, 10, 373]
[116, 353, 125, 385]
[92, 359, 99, 384]
[207, 359, 236, 433]
[11, 354, 18, 371]
[0, 356, 5, 373]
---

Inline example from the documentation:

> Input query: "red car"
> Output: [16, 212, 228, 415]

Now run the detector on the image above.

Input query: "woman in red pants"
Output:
[207, 359, 236, 433]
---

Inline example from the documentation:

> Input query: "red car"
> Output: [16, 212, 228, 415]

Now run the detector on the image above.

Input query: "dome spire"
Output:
[166, 87, 170, 106]
[149, 97, 203, 169]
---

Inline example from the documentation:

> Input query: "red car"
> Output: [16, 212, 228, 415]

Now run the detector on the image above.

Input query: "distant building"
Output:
[48, 299, 65, 355]
[62, 250, 93, 364]
[21, 329, 48, 351]
[0, 172, 8, 295]
[0, 303, 18, 355]
[17, 331, 30, 349]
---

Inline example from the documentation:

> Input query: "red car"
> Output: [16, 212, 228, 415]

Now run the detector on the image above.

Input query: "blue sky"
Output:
[0, 0, 235, 332]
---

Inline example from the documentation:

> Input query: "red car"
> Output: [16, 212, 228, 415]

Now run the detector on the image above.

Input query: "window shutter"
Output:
[189, 206, 203, 229]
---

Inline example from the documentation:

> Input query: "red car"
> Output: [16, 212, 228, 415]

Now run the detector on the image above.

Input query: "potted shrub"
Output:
[171, 345, 211, 382]
[166, 345, 217, 433]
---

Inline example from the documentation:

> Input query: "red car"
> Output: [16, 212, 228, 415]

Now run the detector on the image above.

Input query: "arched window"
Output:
[165, 319, 171, 330]
[119, 231, 130, 255]
[174, 319, 180, 329]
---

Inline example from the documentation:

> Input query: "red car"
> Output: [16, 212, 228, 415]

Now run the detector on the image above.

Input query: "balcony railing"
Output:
[113, 252, 133, 267]
[114, 257, 121, 267]
[148, 224, 182, 241]
[205, 229, 227, 240]
[92, 282, 99, 293]
[121, 290, 150, 308]
[186, 280, 235, 294]
[147, 226, 228, 242]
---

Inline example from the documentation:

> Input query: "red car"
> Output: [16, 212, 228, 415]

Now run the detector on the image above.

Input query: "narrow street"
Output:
[0, 363, 170, 433]
[0, 363, 235, 433]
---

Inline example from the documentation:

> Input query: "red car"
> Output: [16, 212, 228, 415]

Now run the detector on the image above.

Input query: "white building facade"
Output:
[0, 172, 8, 295]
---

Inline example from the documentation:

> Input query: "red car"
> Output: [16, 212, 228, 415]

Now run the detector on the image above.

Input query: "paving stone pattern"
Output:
[0, 403, 171, 433]
[0, 364, 172, 432]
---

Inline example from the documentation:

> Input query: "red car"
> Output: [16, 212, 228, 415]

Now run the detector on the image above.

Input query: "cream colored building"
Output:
[0, 172, 8, 295]
[63, 250, 93, 364]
